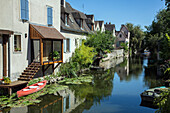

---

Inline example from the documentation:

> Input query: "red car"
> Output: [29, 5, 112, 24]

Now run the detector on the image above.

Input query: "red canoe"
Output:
[17, 80, 47, 98]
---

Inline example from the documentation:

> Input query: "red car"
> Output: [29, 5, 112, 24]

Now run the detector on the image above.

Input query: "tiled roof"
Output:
[31, 24, 65, 39]
[61, 2, 92, 34]
[105, 24, 115, 32]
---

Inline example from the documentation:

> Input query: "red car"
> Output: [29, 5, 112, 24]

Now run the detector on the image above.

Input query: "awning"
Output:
[0, 30, 13, 35]
[30, 24, 65, 40]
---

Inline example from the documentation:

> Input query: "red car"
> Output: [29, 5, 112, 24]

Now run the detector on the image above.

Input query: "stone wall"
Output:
[102, 49, 124, 61]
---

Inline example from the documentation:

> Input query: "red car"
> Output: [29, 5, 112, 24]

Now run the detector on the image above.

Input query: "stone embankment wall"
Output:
[102, 49, 124, 61]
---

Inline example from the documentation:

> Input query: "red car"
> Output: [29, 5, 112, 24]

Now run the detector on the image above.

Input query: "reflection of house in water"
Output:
[115, 58, 129, 81]
[58, 89, 85, 113]
[2, 88, 85, 113]
[100, 57, 124, 70]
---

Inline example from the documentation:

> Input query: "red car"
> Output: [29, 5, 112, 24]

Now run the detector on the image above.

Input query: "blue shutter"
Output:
[21, 0, 29, 20]
[47, 7, 50, 25]
[25, 0, 29, 20]
[50, 8, 53, 25]
[64, 40, 67, 53]
[80, 39, 82, 46]
[69, 38, 71, 52]
[47, 7, 53, 25]
[21, 0, 26, 20]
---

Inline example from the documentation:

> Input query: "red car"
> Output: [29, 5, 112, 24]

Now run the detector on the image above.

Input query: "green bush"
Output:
[59, 42, 96, 78]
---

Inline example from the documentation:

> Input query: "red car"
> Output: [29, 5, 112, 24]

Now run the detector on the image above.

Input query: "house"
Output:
[115, 25, 130, 49]
[104, 22, 116, 37]
[0, 0, 65, 81]
[94, 21, 105, 32]
[60, 0, 94, 62]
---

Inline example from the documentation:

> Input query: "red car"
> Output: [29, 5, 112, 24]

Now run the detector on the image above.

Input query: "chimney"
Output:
[109, 22, 111, 24]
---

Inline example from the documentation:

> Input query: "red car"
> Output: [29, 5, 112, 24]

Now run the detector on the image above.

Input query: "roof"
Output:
[86, 14, 94, 20]
[31, 24, 65, 39]
[60, 2, 92, 34]
[72, 11, 87, 19]
[95, 21, 104, 30]
[105, 24, 115, 32]
[116, 30, 127, 38]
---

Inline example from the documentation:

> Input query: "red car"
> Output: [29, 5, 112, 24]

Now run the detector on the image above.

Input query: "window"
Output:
[14, 35, 21, 52]
[65, 14, 69, 25]
[120, 34, 122, 38]
[80, 19, 83, 29]
[69, 15, 74, 23]
[64, 39, 71, 53]
[75, 39, 78, 48]
[20, 0, 29, 21]
[47, 7, 53, 26]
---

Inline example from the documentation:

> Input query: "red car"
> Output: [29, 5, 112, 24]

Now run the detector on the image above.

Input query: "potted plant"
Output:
[49, 51, 60, 61]
[2, 77, 11, 85]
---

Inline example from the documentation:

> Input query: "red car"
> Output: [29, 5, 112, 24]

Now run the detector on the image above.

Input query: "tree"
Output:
[86, 31, 115, 55]
[126, 23, 145, 54]
[145, 9, 170, 60]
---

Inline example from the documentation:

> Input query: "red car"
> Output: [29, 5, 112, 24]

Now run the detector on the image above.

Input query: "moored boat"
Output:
[17, 80, 47, 98]
[140, 86, 168, 103]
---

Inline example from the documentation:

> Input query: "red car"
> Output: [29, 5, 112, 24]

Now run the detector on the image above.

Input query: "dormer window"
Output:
[80, 19, 83, 29]
[65, 14, 69, 25]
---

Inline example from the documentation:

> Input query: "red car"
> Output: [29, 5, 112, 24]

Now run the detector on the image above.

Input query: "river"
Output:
[1, 56, 163, 113]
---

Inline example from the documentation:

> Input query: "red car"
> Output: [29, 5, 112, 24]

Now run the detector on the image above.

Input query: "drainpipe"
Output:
[8, 36, 11, 78]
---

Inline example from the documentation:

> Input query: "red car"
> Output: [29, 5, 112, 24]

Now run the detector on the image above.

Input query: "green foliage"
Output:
[28, 78, 42, 86]
[86, 31, 115, 54]
[0, 84, 68, 108]
[59, 42, 96, 78]
[160, 34, 170, 60]
[72, 42, 97, 68]
[155, 88, 170, 113]
[145, 9, 170, 59]
[120, 42, 128, 52]
[49, 51, 60, 60]
[58, 76, 93, 85]
[126, 23, 144, 54]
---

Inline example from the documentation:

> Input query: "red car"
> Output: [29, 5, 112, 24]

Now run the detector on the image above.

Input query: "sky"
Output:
[65, 0, 165, 31]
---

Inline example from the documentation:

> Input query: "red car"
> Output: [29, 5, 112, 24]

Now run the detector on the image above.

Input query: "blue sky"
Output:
[66, 0, 165, 31]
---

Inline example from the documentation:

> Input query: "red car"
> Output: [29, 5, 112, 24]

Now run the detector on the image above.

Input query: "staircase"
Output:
[18, 62, 41, 81]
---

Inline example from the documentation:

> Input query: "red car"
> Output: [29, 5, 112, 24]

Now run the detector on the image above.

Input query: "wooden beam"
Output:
[40, 39, 43, 65]
[54, 63, 61, 70]
[43, 60, 62, 65]
[3, 35, 8, 77]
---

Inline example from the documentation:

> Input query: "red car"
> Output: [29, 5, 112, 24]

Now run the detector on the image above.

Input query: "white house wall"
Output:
[0, 0, 61, 81]
[61, 32, 86, 63]
[30, 0, 60, 30]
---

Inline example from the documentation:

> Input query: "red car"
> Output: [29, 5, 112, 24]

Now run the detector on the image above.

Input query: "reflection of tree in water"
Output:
[143, 63, 164, 88]
[69, 68, 115, 113]
[116, 56, 143, 81]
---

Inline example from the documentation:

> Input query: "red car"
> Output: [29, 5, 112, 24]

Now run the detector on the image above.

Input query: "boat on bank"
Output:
[140, 86, 168, 103]
[17, 80, 47, 98]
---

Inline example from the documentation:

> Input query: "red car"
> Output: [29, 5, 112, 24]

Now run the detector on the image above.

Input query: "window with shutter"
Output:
[47, 7, 53, 26]
[20, 0, 29, 21]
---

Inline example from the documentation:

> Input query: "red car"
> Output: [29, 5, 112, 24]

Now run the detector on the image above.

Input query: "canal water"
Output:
[2, 57, 163, 113]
